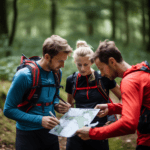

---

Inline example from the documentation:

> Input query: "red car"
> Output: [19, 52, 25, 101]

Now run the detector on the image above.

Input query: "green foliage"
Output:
[0, 35, 12, 58]
[0, 81, 11, 110]
[0, 34, 150, 82]
[109, 138, 123, 150]
[0, 56, 20, 81]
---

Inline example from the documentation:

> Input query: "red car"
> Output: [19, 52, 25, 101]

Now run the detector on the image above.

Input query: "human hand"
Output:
[94, 104, 109, 118]
[42, 116, 60, 129]
[55, 101, 71, 114]
[76, 127, 91, 140]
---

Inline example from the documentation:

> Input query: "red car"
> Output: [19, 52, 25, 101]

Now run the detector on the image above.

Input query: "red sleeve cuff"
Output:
[108, 103, 122, 115]
[89, 127, 97, 140]
[108, 103, 115, 115]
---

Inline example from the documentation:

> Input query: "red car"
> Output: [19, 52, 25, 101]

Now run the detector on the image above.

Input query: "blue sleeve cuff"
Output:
[53, 98, 59, 104]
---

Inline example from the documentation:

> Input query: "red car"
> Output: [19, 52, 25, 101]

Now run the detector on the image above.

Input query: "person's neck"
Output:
[117, 61, 131, 78]
[37, 58, 50, 72]
[86, 68, 94, 76]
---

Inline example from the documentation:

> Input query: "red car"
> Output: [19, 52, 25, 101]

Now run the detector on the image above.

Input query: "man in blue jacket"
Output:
[4, 35, 72, 150]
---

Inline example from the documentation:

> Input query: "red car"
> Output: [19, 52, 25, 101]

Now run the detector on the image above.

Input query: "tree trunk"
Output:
[86, 13, 94, 36]
[147, 0, 150, 51]
[142, 0, 146, 45]
[26, 26, 31, 36]
[51, 0, 56, 34]
[0, 0, 8, 37]
[111, 0, 116, 40]
[8, 0, 18, 48]
[123, 0, 129, 45]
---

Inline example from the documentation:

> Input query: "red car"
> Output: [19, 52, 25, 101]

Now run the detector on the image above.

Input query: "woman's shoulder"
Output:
[67, 72, 78, 79]
[66, 72, 78, 83]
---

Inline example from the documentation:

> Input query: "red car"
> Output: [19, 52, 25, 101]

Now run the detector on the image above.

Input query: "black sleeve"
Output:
[101, 76, 116, 90]
[65, 75, 73, 94]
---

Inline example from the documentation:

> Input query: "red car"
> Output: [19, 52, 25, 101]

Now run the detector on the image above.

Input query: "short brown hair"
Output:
[42, 35, 73, 58]
[91, 40, 123, 64]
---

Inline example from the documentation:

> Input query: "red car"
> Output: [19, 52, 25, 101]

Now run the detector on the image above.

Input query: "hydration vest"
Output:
[17, 54, 63, 113]
[72, 71, 117, 121]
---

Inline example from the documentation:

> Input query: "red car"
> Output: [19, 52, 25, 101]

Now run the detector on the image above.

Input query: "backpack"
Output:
[136, 61, 150, 134]
[72, 71, 117, 121]
[17, 54, 63, 113]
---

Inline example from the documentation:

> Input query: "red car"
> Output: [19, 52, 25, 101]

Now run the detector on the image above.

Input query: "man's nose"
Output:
[81, 66, 85, 71]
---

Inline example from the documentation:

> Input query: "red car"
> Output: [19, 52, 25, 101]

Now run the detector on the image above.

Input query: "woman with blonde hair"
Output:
[65, 40, 121, 150]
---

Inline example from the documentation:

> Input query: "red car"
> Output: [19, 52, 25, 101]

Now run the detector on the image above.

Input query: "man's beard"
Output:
[47, 60, 60, 73]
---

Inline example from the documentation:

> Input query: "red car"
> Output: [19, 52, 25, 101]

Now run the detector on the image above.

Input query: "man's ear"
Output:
[44, 53, 51, 61]
[108, 57, 116, 67]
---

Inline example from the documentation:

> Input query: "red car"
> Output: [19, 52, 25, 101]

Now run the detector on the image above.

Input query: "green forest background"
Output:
[0, 0, 150, 149]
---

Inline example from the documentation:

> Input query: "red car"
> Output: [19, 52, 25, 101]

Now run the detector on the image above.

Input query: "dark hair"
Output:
[92, 40, 123, 64]
[42, 35, 72, 59]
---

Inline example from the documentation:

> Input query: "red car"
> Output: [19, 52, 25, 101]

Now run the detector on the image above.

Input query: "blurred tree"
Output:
[0, 0, 8, 39]
[123, 0, 129, 45]
[51, 0, 57, 34]
[111, 0, 116, 40]
[141, 0, 146, 45]
[85, 8, 97, 36]
[147, 0, 150, 51]
[8, 0, 18, 48]
[65, 0, 102, 36]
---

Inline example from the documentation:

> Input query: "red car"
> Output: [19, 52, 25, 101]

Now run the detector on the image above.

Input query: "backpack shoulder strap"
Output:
[95, 71, 117, 121]
[53, 69, 63, 100]
[140, 61, 150, 73]
[17, 56, 42, 112]
[72, 72, 78, 98]
[95, 71, 108, 101]
[145, 61, 150, 68]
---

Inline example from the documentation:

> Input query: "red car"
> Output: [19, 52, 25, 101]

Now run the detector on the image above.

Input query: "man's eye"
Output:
[84, 64, 88, 66]
[78, 64, 82, 67]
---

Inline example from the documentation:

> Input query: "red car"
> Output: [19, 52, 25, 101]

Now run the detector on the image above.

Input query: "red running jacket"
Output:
[89, 62, 150, 146]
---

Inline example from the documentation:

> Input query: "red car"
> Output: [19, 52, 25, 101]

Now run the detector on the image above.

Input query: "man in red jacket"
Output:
[76, 40, 150, 150]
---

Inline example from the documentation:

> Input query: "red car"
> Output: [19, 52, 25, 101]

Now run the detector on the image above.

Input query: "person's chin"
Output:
[109, 76, 114, 80]
[80, 72, 86, 76]
[105, 76, 112, 80]
[54, 67, 61, 72]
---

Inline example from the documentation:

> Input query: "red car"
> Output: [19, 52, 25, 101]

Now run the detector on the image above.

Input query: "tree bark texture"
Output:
[8, 0, 18, 47]
[123, 0, 129, 45]
[86, 12, 94, 36]
[142, 0, 146, 45]
[111, 0, 116, 40]
[0, 0, 8, 36]
[147, 0, 150, 51]
[51, 0, 56, 34]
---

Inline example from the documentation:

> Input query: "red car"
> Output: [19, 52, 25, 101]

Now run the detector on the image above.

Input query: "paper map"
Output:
[49, 108, 99, 137]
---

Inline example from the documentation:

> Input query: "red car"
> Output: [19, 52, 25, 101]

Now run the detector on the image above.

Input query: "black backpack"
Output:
[17, 54, 63, 113]
[72, 71, 117, 122]
[137, 61, 150, 134]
